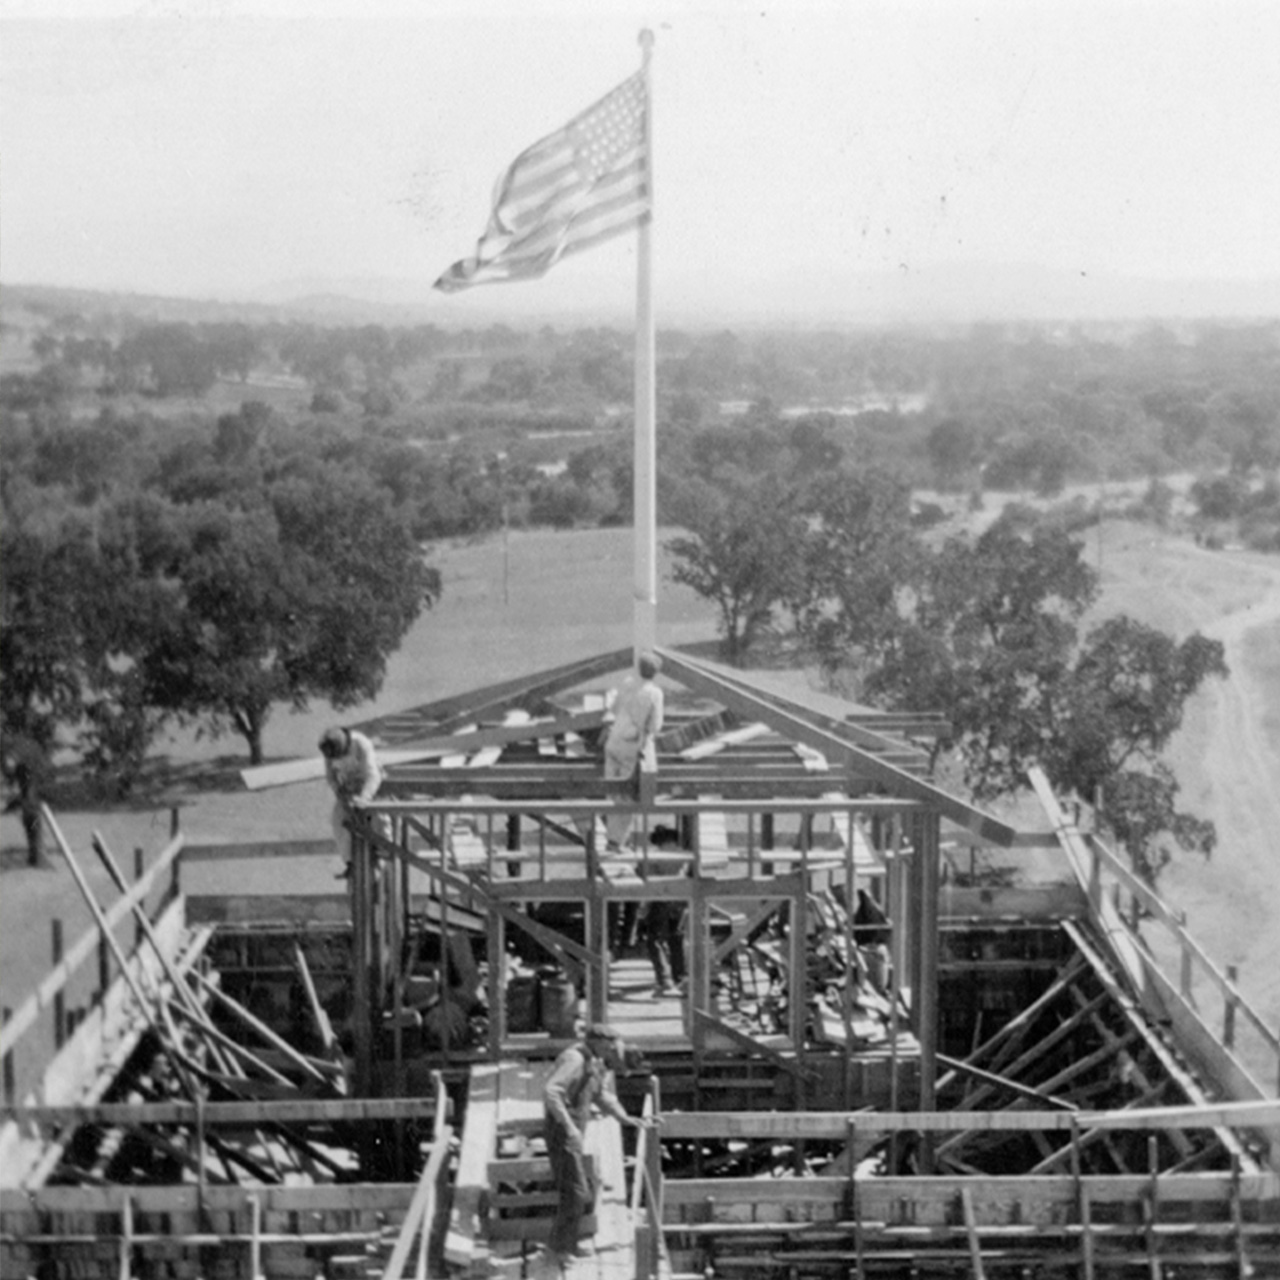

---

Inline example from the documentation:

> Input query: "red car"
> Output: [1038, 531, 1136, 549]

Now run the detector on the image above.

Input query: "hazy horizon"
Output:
[3, 0, 1279, 326]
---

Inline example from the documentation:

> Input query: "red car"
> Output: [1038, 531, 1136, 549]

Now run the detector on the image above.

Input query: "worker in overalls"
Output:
[540, 1023, 650, 1271]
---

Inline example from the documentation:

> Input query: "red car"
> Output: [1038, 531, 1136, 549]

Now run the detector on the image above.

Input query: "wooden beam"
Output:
[1063, 920, 1255, 1165]
[656, 648, 1018, 844]
[691, 1008, 817, 1083]
[655, 707, 735, 754]
[444, 1064, 499, 1267]
[939, 955, 1088, 1083]
[382, 1127, 453, 1280]
[354, 647, 632, 740]
[376, 836, 595, 975]
[380, 765, 859, 798]
[667, 650, 931, 762]
[370, 796, 926, 819]
[1068, 987, 1195, 1159]
[656, 1099, 1280, 1140]
[712, 899, 787, 965]
[190, 971, 331, 1089]
[0, 825, 184, 1058]
[40, 809, 200, 1100]
[956, 990, 1111, 1110]
[961, 1185, 988, 1280]
[242, 709, 609, 790]
[939, 1054, 1079, 1112]
[4, 1097, 438, 1127]
[294, 943, 338, 1059]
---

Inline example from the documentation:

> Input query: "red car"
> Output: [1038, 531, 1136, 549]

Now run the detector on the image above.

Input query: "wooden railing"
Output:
[0, 813, 184, 1114]
[632, 1076, 668, 1280]
[1028, 767, 1280, 1102]
[382, 1071, 454, 1280]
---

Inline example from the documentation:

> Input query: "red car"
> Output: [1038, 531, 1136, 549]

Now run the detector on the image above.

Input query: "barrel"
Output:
[506, 975, 540, 1033]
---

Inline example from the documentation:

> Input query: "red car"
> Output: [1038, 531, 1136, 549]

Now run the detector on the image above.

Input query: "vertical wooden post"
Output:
[133, 848, 146, 948]
[2, 1008, 13, 1108]
[586, 821, 607, 1026]
[195, 1093, 207, 1207]
[848, 1118, 865, 1279]
[1178, 912, 1192, 1000]
[788, 866, 806, 1085]
[911, 811, 941, 1163]
[487, 890, 504, 1059]
[1145, 1133, 1161, 1279]
[889, 819, 909, 997]
[350, 816, 373, 1096]
[118, 1192, 133, 1280]
[439, 823, 453, 1064]
[961, 1185, 987, 1280]
[1080, 1179, 1096, 1280]
[506, 812, 521, 879]
[98, 927, 111, 1005]
[688, 864, 707, 1054]
[52, 920, 66, 1049]
[248, 1194, 263, 1280]
[645, 1074, 663, 1274]
[843, 822, 856, 1109]
[1230, 1151, 1249, 1280]
[1224, 965, 1239, 1050]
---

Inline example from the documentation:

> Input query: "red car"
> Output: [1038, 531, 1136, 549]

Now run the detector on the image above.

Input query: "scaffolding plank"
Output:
[444, 1063, 500, 1266]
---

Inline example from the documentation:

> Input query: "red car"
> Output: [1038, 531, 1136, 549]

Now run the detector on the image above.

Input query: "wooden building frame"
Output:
[5, 647, 1280, 1277]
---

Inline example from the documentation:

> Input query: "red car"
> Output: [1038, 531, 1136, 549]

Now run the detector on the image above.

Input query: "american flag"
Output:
[435, 71, 650, 291]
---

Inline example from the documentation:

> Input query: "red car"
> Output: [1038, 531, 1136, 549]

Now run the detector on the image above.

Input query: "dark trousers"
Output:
[644, 902, 686, 987]
[545, 1119, 593, 1254]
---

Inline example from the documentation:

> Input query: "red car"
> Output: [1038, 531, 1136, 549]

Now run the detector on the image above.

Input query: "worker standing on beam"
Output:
[318, 726, 384, 879]
[602, 652, 664, 851]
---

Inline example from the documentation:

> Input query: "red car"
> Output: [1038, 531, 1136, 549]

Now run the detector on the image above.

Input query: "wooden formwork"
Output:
[8, 652, 1280, 1280]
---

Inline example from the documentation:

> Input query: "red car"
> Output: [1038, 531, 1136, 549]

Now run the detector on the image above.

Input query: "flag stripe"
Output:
[435, 69, 649, 291]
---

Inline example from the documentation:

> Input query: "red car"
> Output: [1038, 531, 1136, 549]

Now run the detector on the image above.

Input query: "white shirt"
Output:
[606, 674, 664, 750]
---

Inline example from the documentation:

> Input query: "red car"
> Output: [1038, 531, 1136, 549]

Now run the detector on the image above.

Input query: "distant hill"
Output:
[5, 262, 1280, 329]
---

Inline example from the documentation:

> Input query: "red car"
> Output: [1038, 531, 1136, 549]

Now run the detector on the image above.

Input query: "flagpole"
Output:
[633, 28, 657, 659]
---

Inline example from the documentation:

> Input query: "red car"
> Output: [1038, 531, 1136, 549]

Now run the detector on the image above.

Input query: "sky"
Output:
[2, 0, 1279, 321]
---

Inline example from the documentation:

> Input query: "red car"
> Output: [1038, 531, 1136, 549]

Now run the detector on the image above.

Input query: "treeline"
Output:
[6, 297, 1280, 502]
[660, 428, 1228, 886]
[1, 399, 442, 863]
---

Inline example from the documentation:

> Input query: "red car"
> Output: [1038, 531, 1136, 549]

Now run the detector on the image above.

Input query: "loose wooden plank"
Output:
[657, 1100, 1280, 1140]
[240, 710, 607, 790]
[382, 1129, 453, 1280]
[680, 722, 771, 761]
[4, 1098, 437, 1126]
[444, 1063, 501, 1266]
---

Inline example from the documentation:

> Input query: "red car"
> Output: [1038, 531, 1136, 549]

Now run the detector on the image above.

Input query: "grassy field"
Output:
[4, 515, 1280, 1085]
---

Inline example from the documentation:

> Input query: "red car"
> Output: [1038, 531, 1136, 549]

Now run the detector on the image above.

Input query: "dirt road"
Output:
[1094, 523, 1280, 1042]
